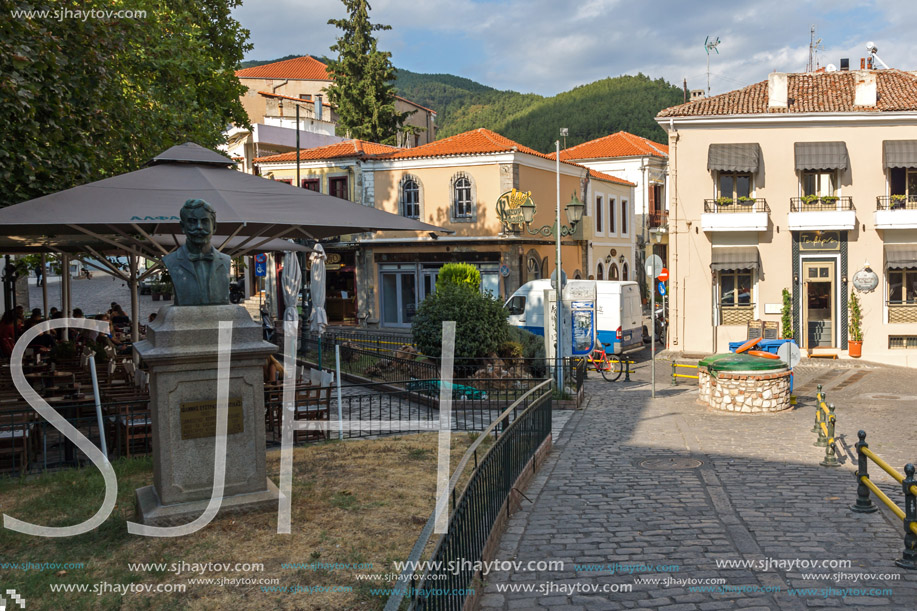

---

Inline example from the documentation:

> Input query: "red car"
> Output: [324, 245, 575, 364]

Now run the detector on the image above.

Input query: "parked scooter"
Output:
[230, 278, 245, 304]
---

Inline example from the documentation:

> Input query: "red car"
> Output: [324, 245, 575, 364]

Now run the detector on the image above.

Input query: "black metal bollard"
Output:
[851, 430, 878, 513]
[897, 464, 917, 570]
[624, 358, 631, 382]
[820, 404, 840, 467]
[812, 384, 823, 433]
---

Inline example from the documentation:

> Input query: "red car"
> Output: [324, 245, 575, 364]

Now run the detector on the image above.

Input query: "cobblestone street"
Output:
[478, 353, 917, 610]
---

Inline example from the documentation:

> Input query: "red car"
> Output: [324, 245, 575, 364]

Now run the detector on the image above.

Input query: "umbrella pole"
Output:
[318, 335, 322, 370]
[61, 254, 70, 340]
[41, 253, 48, 318]
[129, 255, 140, 346]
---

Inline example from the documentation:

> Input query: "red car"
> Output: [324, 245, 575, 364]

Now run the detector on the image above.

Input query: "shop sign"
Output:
[495, 189, 533, 226]
[799, 231, 840, 250]
[327, 253, 342, 264]
[852, 266, 879, 293]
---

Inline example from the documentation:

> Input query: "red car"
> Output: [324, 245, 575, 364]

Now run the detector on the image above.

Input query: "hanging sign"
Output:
[495, 189, 533, 225]
[852, 265, 879, 293]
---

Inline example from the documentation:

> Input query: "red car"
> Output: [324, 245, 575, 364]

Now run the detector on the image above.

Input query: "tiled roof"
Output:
[588, 168, 635, 187]
[253, 128, 634, 186]
[254, 140, 401, 163]
[555, 131, 668, 161]
[235, 56, 330, 80]
[658, 69, 917, 117]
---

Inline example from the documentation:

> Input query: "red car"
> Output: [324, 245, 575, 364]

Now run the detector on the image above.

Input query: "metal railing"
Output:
[647, 211, 668, 228]
[671, 361, 699, 385]
[877, 195, 917, 211]
[703, 198, 769, 213]
[790, 196, 854, 212]
[850, 430, 917, 569]
[299, 336, 437, 383]
[385, 379, 553, 611]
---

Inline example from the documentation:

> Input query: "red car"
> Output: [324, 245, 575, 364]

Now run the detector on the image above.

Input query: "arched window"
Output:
[610, 263, 619, 280]
[454, 176, 473, 218]
[526, 254, 541, 283]
[401, 177, 420, 218]
[597, 262, 604, 280]
[574, 270, 582, 280]
[622, 262, 629, 281]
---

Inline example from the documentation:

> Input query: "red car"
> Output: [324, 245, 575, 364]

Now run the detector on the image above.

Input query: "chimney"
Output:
[854, 71, 877, 106]
[768, 72, 788, 109]
[840, 58, 849, 71]
[690, 89, 705, 101]
[860, 57, 866, 69]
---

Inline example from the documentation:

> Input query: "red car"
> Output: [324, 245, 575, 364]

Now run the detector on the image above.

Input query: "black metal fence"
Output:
[790, 196, 854, 211]
[877, 195, 917, 210]
[385, 380, 553, 611]
[703, 198, 769, 213]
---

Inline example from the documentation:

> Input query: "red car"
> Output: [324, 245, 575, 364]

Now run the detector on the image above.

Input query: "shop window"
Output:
[596, 262, 604, 280]
[329, 176, 348, 200]
[301, 178, 320, 192]
[888, 269, 917, 323]
[609, 263, 619, 280]
[453, 176, 473, 219]
[401, 177, 420, 218]
[719, 269, 754, 325]
[596, 195, 603, 233]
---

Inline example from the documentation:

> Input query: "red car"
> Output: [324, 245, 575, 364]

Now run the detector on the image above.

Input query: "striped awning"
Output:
[794, 142, 849, 171]
[710, 247, 759, 271]
[883, 141, 917, 169]
[707, 144, 761, 173]
[886, 244, 917, 269]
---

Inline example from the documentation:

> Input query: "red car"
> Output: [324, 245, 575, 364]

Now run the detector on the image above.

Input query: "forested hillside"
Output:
[238, 56, 684, 151]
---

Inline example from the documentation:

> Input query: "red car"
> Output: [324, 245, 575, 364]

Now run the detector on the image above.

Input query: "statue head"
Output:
[179, 199, 217, 250]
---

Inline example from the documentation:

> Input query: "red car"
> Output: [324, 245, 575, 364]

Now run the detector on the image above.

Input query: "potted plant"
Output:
[159, 271, 173, 300]
[715, 196, 734, 208]
[781, 288, 793, 340]
[891, 193, 907, 209]
[821, 195, 839, 206]
[848, 289, 863, 358]
[801, 194, 819, 206]
[737, 195, 755, 207]
[151, 281, 163, 301]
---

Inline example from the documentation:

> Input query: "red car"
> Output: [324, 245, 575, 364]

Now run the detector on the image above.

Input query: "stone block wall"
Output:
[698, 367, 791, 413]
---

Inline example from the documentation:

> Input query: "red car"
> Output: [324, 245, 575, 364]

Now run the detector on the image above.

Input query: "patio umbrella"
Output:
[308, 245, 327, 336]
[0, 142, 447, 341]
[281, 251, 302, 323]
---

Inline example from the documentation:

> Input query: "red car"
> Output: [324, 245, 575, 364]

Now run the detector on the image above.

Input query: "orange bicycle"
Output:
[586, 341, 625, 381]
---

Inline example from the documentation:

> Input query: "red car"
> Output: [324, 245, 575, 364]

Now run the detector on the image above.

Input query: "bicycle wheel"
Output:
[600, 354, 624, 382]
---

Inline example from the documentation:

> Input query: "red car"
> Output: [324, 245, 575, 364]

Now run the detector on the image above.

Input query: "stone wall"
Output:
[698, 367, 791, 413]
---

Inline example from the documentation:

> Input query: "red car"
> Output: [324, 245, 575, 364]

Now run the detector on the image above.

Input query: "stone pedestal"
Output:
[133, 305, 280, 526]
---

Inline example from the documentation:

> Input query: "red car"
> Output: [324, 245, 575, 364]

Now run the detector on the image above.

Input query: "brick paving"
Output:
[477, 352, 917, 609]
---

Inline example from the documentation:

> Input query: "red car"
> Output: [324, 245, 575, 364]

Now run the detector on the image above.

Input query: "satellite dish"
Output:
[866, 41, 877, 53]
[825, 63, 837, 72]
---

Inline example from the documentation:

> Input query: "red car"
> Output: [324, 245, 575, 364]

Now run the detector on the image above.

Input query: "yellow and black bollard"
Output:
[851, 430, 878, 513]
[899, 464, 917, 570]
[819, 403, 839, 468]
[812, 384, 824, 433]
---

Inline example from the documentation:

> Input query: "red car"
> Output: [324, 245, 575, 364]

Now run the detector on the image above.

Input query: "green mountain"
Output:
[395, 69, 684, 152]
[238, 56, 684, 151]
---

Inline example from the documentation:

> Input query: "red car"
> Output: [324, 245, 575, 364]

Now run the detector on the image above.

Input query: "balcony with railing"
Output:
[647, 210, 669, 228]
[701, 198, 769, 232]
[788, 196, 856, 230]
[876, 195, 917, 229]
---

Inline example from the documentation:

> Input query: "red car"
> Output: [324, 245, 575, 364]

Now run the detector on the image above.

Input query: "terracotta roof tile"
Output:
[658, 69, 917, 117]
[235, 56, 330, 80]
[254, 140, 401, 163]
[588, 168, 635, 187]
[555, 131, 668, 161]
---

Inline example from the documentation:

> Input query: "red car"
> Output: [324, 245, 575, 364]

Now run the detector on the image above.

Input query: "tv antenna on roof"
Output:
[806, 25, 822, 72]
[705, 35, 720, 96]
[866, 41, 889, 69]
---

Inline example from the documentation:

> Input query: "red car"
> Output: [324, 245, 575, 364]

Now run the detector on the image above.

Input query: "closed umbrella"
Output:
[308, 244, 327, 336]
[281, 251, 302, 323]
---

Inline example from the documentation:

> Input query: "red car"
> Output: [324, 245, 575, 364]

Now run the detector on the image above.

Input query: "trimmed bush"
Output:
[435, 262, 481, 292]
[412, 283, 509, 360]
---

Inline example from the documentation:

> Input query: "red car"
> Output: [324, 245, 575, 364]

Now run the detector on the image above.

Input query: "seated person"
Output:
[0, 310, 17, 357]
[111, 305, 131, 327]
[23, 308, 43, 331]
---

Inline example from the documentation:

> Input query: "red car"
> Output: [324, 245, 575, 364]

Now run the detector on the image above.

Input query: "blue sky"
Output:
[233, 1, 916, 97]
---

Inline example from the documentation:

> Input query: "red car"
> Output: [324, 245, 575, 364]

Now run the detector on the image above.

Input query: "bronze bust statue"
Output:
[162, 199, 231, 306]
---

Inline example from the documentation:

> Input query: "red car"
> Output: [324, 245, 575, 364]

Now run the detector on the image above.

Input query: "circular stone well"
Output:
[697, 353, 791, 413]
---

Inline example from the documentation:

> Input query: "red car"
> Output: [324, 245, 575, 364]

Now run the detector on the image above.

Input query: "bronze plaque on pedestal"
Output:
[180, 397, 244, 440]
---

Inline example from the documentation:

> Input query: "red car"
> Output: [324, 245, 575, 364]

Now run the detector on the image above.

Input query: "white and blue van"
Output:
[504, 279, 643, 355]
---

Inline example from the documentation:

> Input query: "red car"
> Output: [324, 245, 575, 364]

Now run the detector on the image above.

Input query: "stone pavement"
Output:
[477, 351, 917, 610]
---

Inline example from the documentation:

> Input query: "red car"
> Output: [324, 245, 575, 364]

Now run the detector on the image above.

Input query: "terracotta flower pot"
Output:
[848, 340, 862, 358]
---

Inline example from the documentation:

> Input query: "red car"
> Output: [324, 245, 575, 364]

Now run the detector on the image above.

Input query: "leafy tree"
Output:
[411, 283, 509, 360]
[325, 0, 410, 144]
[0, 0, 251, 206]
[435, 263, 480, 292]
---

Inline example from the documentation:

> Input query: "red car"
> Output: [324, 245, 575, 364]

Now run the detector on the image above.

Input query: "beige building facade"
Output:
[255, 129, 634, 329]
[658, 69, 917, 366]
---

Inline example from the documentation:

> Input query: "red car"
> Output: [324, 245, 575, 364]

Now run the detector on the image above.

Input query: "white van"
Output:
[504, 280, 643, 355]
